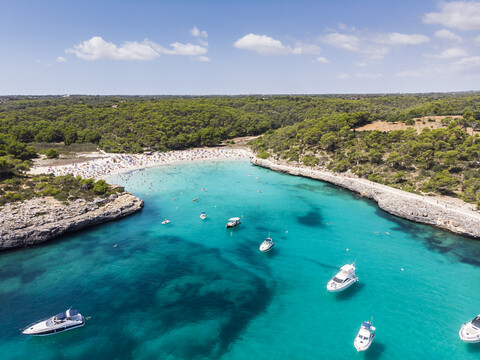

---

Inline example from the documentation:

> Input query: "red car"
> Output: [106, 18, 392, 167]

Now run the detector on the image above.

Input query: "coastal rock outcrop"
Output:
[252, 157, 480, 238]
[0, 192, 143, 250]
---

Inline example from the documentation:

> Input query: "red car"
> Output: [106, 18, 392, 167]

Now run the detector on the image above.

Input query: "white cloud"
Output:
[198, 56, 211, 62]
[66, 36, 160, 60]
[234, 34, 288, 55]
[56, 56, 67, 63]
[190, 26, 208, 38]
[374, 32, 429, 46]
[355, 73, 382, 79]
[155, 42, 208, 56]
[233, 33, 320, 55]
[453, 56, 480, 70]
[320, 33, 360, 51]
[423, 1, 480, 30]
[314, 56, 329, 64]
[435, 29, 462, 42]
[320, 30, 427, 61]
[337, 73, 349, 79]
[66, 36, 208, 61]
[424, 47, 468, 59]
[362, 46, 390, 60]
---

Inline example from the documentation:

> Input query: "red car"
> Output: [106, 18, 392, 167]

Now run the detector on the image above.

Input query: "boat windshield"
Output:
[46, 318, 55, 326]
[333, 276, 344, 283]
[473, 316, 480, 327]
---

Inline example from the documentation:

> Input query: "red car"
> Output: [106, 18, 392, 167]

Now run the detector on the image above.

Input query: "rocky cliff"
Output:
[252, 157, 480, 238]
[0, 192, 143, 250]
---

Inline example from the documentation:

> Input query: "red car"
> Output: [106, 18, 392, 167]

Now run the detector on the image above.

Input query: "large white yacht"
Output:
[459, 314, 480, 343]
[354, 321, 376, 351]
[22, 309, 85, 336]
[226, 217, 241, 228]
[259, 237, 274, 252]
[326, 263, 358, 292]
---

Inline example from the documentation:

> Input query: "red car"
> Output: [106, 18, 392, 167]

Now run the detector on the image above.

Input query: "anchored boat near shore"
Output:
[354, 320, 376, 351]
[22, 309, 85, 336]
[459, 314, 480, 343]
[327, 263, 358, 292]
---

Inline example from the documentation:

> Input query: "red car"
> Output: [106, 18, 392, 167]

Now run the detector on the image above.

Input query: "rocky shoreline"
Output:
[0, 192, 143, 250]
[251, 157, 480, 238]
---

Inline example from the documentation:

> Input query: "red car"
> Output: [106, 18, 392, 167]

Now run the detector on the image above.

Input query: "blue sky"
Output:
[2, 0, 480, 95]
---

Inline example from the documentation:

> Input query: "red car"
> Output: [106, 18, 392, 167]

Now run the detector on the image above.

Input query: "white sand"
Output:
[29, 148, 253, 180]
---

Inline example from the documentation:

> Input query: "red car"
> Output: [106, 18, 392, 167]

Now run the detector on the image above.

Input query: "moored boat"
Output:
[459, 314, 480, 343]
[22, 309, 85, 336]
[354, 321, 376, 351]
[326, 263, 358, 292]
[200, 212, 207, 220]
[226, 217, 241, 228]
[162, 219, 170, 224]
[259, 237, 274, 252]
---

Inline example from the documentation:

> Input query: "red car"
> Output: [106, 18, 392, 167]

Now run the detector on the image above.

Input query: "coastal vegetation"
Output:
[2, 93, 480, 153]
[250, 113, 480, 207]
[0, 133, 117, 206]
[2, 93, 480, 206]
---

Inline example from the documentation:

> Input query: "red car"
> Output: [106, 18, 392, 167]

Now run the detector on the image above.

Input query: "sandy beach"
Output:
[29, 148, 253, 180]
[29, 147, 480, 238]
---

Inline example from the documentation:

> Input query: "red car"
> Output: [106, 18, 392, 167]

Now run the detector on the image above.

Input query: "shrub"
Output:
[302, 155, 319, 167]
[257, 151, 270, 159]
[92, 180, 109, 195]
[405, 119, 415, 125]
[46, 149, 59, 159]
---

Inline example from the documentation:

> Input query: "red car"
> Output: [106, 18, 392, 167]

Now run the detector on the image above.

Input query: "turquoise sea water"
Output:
[1, 160, 480, 360]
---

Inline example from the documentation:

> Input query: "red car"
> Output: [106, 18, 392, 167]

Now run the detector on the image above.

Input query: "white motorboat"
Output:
[162, 219, 170, 224]
[259, 237, 274, 252]
[354, 321, 376, 351]
[326, 263, 358, 292]
[200, 212, 207, 220]
[459, 314, 480, 343]
[226, 217, 241, 228]
[22, 309, 85, 336]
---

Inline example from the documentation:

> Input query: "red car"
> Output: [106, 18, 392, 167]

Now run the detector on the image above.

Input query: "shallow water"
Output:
[1, 160, 479, 359]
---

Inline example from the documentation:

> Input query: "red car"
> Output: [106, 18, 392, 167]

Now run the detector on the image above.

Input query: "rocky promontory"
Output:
[0, 192, 143, 250]
[252, 157, 480, 238]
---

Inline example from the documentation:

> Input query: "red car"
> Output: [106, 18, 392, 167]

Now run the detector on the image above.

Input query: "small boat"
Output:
[22, 309, 85, 336]
[259, 237, 274, 252]
[200, 212, 207, 220]
[354, 321, 376, 351]
[226, 217, 241, 228]
[326, 263, 358, 292]
[459, 314, 480, 343]
[192, 198, 198, 202]
[162, 219, 170, 224]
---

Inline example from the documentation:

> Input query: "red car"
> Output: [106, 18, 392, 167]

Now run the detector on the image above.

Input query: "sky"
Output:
[2, 0, 480, 95]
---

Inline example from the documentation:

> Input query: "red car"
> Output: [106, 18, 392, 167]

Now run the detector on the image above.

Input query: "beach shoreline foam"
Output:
[251, 156, 480, 239]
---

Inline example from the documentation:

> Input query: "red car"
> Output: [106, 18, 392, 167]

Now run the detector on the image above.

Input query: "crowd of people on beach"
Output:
[34, 148, 251, 180]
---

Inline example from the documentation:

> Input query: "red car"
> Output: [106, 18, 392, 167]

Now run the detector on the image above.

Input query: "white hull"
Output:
[354, 339, 373, 352]
[354, 322, 375, 352]
[326, 276, 357, 292]
[459, 320, 480, 343]
[259, 244, 274, 252]
[23, 317, 85, 336]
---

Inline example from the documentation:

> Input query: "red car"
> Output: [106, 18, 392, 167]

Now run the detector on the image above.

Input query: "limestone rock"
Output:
[0, 192, 143, 250]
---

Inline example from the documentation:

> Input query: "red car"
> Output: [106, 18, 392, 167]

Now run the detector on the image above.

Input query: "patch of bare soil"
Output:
[220, 135, 260, 148]
[355, 115, 462, 133]
[32, 153, 106, 167]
